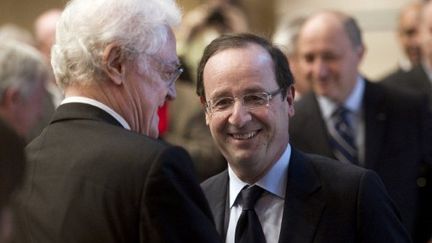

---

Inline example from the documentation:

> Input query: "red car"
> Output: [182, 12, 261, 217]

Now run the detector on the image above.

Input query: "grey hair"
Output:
[51, 0, 181, 89]
[0, 40, 47, 101]
[272, 16, 307, 57]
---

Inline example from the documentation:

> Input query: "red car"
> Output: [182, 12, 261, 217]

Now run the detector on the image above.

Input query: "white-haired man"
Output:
[13, 0, 221, 242]
[0, 40, 46, 138]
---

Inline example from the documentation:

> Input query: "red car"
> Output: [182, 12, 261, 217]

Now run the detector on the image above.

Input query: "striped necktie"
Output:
[329, 106, 358, 164]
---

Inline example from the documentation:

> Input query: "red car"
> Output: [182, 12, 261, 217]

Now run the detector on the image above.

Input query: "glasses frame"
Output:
[205, 88, 283, 115]
[148, 55, 184, 87]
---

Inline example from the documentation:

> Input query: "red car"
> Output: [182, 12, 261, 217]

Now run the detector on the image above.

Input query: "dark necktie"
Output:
[235, 185, 266, 243]
[329, 106, 358, 164]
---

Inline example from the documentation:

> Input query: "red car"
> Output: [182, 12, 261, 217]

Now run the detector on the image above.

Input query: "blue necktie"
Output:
[235, 185, 266, 243]
[329, 106, 358, 164]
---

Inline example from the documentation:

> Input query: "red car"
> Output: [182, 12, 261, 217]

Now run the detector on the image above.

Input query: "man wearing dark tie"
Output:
[290, 10, 432, 242]
[196, 33, 411, 242]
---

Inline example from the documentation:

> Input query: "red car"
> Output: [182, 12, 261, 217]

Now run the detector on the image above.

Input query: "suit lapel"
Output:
[51, 103, 123, 128]
[202, 171, 229, 237]
[363, 82, 387, 169]
[278, 149, 325, 243]
[293, 93, 335, 158]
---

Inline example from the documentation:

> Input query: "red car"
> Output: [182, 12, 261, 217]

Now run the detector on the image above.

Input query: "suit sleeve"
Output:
[357, 170, 412, 243]
[142, 145, 221, 243]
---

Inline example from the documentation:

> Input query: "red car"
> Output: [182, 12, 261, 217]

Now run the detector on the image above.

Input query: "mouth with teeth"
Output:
[229, 130, 259, 140]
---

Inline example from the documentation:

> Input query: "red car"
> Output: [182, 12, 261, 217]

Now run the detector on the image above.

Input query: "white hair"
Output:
[0, 40, 47, 100]
[51, 0, 181, 89]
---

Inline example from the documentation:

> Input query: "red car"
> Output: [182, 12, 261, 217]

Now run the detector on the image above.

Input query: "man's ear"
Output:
[102, 43, 125, 85]
[200, 96, 210, 125]
[286, 86, 295, 117]
[0, 87, 20, 109]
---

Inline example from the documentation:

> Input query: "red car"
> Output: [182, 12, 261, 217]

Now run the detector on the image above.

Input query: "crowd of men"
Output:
[0, 0, 431, 242]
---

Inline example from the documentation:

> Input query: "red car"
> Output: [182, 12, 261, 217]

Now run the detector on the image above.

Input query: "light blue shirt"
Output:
[226, 144, 291, 243]
[61, 96, 131, 130]
[317, 76, 365, 165]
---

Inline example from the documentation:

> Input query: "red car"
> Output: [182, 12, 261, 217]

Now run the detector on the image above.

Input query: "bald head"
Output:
[296, 10, 365, 104]
[302, 11, 363, 49]
[34, 9, 62, 61]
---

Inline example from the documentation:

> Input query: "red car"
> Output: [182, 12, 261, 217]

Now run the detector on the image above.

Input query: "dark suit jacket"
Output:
[381, 65, 432, 107]
[0, 118, 25, 207]
[13, 103, 221, 243]
[289, 80, 432, 237]
[380, 66, 432, 242]
[201, 149, 411, 242]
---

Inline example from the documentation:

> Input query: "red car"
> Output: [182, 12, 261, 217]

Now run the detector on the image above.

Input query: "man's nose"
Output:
[227, 100, 252, 127]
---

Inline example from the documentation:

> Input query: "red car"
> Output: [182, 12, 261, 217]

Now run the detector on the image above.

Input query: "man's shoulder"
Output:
[291, 92, 319, 122]
[200, 170, 228, 203]
[201, 170, 228, 190]
[366, 79, 428, 108]
[295, 150, 375, 191]
[301, 151, 369, 177]
[379, 65, 429, 90]
[380, 67, 408, 84]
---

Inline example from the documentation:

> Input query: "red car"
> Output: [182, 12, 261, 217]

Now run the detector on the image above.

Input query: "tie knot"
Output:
[240, 185, 264, 210]
[333, 106, 349, 118]
[333, 106, 352, 125]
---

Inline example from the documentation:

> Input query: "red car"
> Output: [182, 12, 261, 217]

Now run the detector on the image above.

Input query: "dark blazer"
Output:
[289, 80, 432, 237]
[201, 149, 411, 242]
[381, 66, 432, 242]
[0, 118, 25, 207]
[13, 103, 221, 243]
[381, 65, 432, 107]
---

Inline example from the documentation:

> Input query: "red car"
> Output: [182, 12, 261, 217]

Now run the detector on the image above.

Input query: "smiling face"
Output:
[296, 13, 364, 104]
[202, 43, 294, 182]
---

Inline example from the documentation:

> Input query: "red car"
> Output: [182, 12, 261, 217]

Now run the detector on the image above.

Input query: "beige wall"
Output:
[0, 0, 275, 39]
[0, 0, 64, 32]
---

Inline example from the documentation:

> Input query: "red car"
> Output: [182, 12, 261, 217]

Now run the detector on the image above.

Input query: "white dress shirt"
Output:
[226, 144, 291, 243]
[61, 96, 131, 130]
[316, 76, 365, 165]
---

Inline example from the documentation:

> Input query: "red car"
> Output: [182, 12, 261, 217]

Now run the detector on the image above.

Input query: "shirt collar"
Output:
[61, 96, 131, 130]
[317, 75, 365, 119]
[228, 144, 291, 208]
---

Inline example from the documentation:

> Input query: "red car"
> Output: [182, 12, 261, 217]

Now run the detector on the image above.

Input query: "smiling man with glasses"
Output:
[197, 33, 410, 243]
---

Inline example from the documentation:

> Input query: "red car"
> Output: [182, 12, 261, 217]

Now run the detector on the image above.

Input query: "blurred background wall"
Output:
[0, 0, 412, 80]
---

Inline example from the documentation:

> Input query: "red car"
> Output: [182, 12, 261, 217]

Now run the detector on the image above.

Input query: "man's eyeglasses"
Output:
[205, 88, 283, 115]
[149, 56, 184, 87]
[162, 64, 183, 87]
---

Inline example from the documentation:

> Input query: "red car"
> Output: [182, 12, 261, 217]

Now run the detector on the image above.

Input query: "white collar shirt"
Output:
[226, 144, 291, 243]
[61, 96, 131, 130]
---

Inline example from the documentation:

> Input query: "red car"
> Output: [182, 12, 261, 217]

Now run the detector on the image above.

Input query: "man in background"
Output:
[273, 16, 310, 100]
[290, 10, 432, 241]
[384, 1, 423, 80]
[0, 40, 47, 138]
[28, 9, 64, 140]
